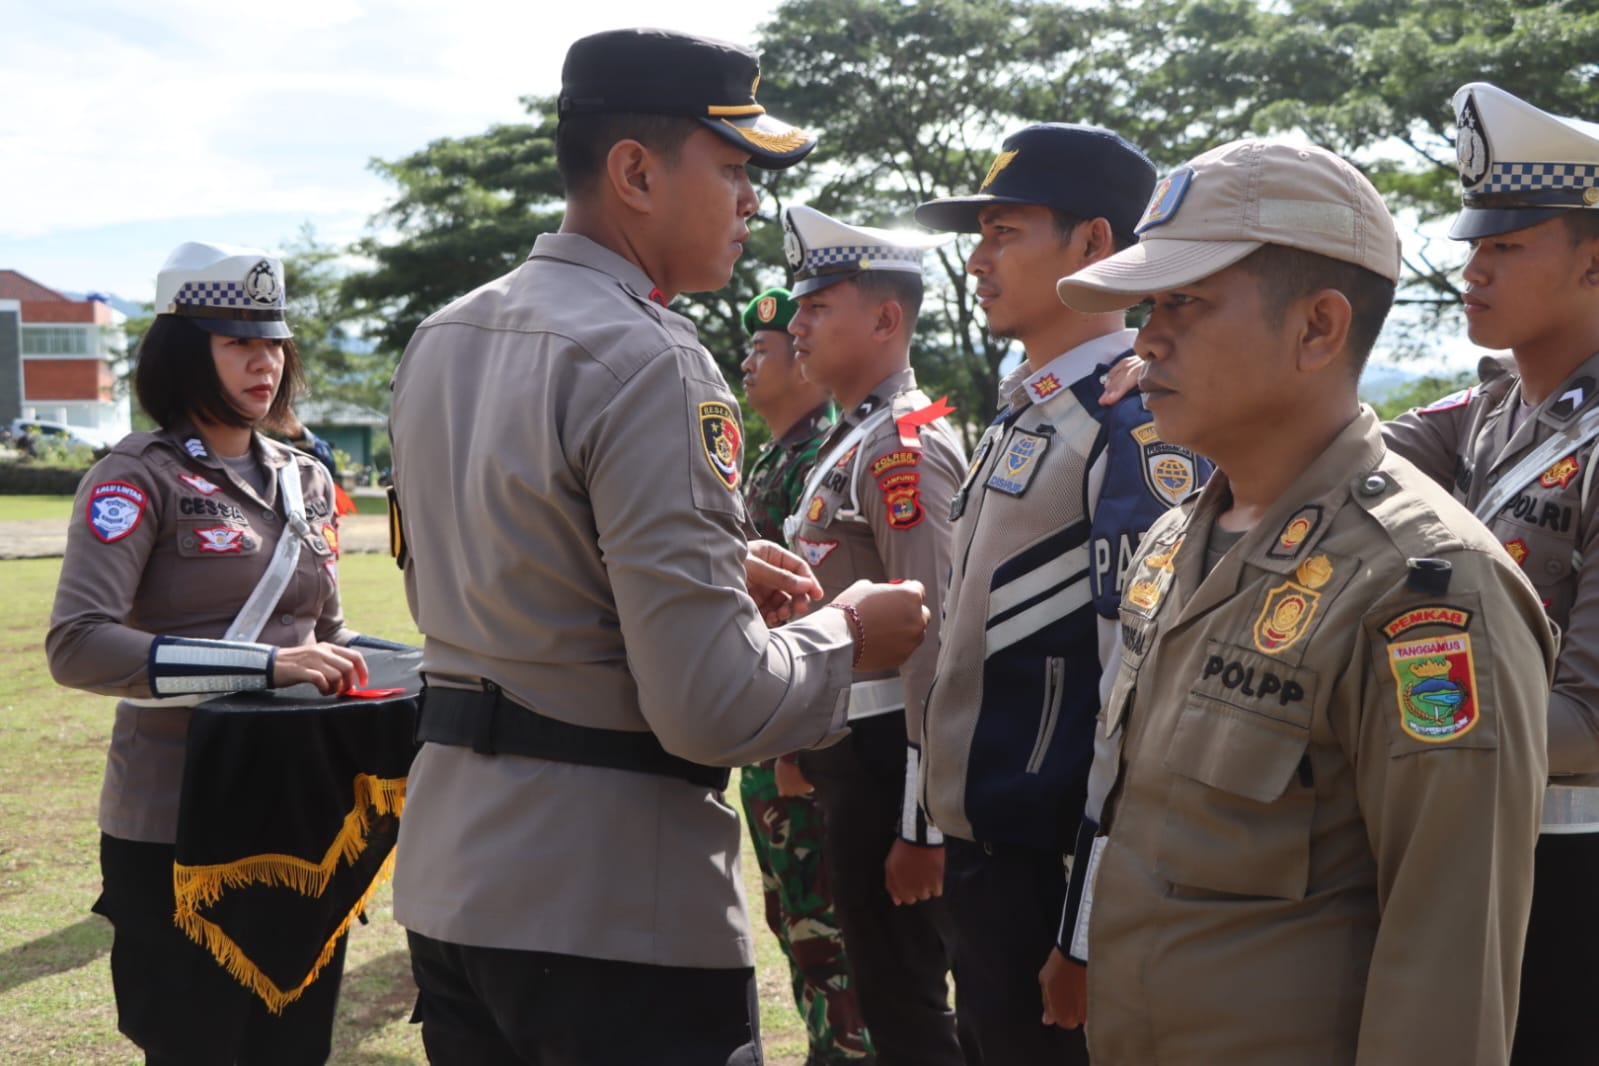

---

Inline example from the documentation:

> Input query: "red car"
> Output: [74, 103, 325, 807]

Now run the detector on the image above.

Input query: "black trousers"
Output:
[93, 833, 346, 1066]
[799, 714, 967, 1066]
[406, 930, 762, 1065]
[943, 838, 1088, 1066]
[1512, 832, 1599, 1064]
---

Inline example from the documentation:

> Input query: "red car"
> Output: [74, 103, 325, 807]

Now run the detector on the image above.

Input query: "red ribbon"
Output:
[896, 396, 956, 446]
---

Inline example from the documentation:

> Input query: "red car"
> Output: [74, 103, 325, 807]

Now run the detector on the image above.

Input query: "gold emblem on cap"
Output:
[980, 149, 1019, 191]
[1585, 188, 1599, 206]
[757, 296, 777, 322]
[721, 119, 808, 153]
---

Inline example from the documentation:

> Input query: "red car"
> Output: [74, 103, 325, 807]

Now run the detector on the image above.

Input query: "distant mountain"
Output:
[63, 291, 147, 319]
[1358, 362, 1423, 402]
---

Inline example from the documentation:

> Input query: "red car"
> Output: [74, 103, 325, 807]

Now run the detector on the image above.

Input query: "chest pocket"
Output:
[1497, 480, 1580, 590]
[176, 518, 262, 559]
[1156, 641, 1319, 901]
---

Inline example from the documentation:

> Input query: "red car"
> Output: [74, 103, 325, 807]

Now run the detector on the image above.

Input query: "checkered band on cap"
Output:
[800, 244, 924, 275]
[1479, 161, 1599, 195]
[174, 281, 257, 309]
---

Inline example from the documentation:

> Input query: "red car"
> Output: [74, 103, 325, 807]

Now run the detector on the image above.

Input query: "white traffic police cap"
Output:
[782, 204, 951, 297]
[1452, 82, 1599, 240]
[153, 241, 291, 339]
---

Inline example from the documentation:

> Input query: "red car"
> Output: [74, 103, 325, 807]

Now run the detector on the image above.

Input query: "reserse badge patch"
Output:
[698, 401, 742, 490]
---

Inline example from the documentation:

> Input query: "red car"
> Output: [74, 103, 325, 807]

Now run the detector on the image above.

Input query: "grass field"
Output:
[0, 554, 809, 1064]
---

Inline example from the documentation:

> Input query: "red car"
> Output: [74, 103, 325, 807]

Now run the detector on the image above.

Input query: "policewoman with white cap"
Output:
[1383, 82, 1599, 1063]
[47, 241, 396, 1064]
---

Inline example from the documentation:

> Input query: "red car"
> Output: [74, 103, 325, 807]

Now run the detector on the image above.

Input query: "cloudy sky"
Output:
[0, 0, 781, 303]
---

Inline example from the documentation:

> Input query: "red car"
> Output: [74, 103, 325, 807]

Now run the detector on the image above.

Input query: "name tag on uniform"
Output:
[986, 431, 1050, 496]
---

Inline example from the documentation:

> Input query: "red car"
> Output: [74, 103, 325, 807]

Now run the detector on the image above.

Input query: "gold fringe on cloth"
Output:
[172, 773, 407, 1014]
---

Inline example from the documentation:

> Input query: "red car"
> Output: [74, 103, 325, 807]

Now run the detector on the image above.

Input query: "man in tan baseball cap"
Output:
[1048, 139, 1554, 1064]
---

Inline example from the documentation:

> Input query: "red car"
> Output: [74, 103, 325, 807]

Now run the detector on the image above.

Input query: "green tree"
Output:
[1367, 369, 1476, 420]
[341, 111, 565, 357]
[1075, 0, 1599, 306]
[281, 225, 394, 413]
[752, 0, 1121, 437]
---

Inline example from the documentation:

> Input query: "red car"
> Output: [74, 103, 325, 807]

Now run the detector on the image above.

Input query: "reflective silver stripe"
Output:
[1069, 835, 1108, 961]
[901, 746, 943, 845]
[1472, 406, 1599, 525]
[1541, 785, 1599, 834]
[847, 677, 904, 720]
[225, 463, 312, 642]
[153, 643, 270, 671]
[784, 407, 895, 543]
[124, 694, 205, 708]
[986, 576, 1093, 657]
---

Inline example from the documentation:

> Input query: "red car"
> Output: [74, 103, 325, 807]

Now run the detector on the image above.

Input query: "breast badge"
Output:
[178, 472, 220, 496]
[196, 527, 245, 554]
[1125, 535, 1184, 614]
[1389, 635, 1480, 742]
[1253, 579, 1322, 654]
[986, 431, 1050, 496]
[1540, 454, 1581, 490]
[697, 401, 742, 490]
[1503, 538, 1529, 566]
[794, 536, 838, 567]
[87, 481, 147, 544]
[1131, 424, 1198, 506]
[1266, 504, 1323, 560]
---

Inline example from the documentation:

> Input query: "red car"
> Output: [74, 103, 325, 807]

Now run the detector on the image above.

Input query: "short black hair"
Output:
[134, 314, 302, 430]
[1564, 211, 1599, 245]
[852, 271, 925, 325]
[1236, 245, 1396, 378]
[1051, 208, 1138, 254]
[555, 112, 702, 195]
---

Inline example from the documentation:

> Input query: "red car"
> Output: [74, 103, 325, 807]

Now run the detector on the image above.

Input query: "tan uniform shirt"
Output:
[787, 369, 965, 841]
[1385, 353, 1599, 779]
[1086, 409, 1552, 1065]
[47, 426, 349, 843]
[387, 233, 854, 969]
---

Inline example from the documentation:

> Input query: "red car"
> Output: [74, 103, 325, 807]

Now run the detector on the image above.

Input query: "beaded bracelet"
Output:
[830, 601, 865, 670]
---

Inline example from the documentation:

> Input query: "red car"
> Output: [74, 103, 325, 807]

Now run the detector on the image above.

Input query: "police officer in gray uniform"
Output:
[386, 29, 929, 1065]
[1383, 83, 1599, 1063]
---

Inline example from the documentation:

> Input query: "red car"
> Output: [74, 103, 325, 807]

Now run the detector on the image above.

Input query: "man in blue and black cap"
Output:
[913, 123, 1208, 1064]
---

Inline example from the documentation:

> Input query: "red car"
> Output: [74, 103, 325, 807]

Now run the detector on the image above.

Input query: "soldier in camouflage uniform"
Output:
[737, 287, 872, 1064]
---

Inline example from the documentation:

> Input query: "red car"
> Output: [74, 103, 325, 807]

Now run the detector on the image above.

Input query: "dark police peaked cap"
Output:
[915, 123, 1157, 242]
[1450, 82, 1599, 240]
[558, 28, 816, 170]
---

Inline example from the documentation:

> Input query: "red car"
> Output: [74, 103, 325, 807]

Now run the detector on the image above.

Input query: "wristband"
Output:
[830, 601, 864, 669]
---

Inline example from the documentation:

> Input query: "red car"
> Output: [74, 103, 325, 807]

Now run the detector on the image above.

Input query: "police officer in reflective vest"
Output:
[912, 123, 1205, 1065]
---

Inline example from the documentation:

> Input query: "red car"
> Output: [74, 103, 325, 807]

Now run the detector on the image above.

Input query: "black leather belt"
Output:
[415, 681, 730, 791]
